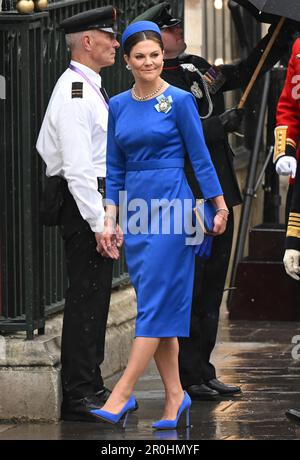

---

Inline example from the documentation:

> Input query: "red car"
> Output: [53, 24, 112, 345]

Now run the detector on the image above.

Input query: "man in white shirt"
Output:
[36, 6, 120, 422]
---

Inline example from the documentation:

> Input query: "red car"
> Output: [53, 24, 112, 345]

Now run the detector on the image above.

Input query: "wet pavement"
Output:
[1, 309, 300, 441]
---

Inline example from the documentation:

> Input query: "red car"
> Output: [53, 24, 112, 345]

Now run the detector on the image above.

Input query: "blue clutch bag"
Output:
[193, 199, 215, 259]
[194, 199, 215, 234]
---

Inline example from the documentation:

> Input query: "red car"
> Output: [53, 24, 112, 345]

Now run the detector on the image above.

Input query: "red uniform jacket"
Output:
[275, 38, 300, 164]
[275, 39, 300, 250]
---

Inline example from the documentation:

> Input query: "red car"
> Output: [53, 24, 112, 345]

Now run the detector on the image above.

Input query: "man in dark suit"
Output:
[133, 2, 294, 399]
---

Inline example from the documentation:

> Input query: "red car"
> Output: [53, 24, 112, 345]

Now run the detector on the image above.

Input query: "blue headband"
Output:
[122, 21, 161, 48]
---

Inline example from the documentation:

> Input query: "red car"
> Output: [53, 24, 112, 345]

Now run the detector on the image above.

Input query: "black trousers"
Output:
[59, 189, 113, 401]
[179, 211, 234, 386]
[285, 184, 294, 227]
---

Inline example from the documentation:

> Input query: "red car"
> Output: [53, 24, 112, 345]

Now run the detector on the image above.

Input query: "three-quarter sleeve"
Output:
[106, 103, 126, 206]
[176, 92, 223, 199]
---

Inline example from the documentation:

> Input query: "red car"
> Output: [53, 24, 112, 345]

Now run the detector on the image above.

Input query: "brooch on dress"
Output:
[154, 94, 173, 113]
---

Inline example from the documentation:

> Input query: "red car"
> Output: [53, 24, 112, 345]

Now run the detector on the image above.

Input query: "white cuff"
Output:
[89, 217, 104, 233]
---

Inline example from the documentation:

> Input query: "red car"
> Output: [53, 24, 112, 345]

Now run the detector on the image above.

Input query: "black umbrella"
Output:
[230, 0, 299, 107]
[232, 0, 300, 25]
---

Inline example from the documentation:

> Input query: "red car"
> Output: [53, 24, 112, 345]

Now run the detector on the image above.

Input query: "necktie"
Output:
[100, 87, 109, 104]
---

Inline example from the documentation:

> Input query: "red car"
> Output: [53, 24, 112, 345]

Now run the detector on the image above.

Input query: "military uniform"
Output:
[274, 38, 300, 166]
[274, 38, 300, 249]
[274, 38, 300, 225]
[36, 7, 118, 420]
[274, 40, 300, 423]
[133, 2, 294, 395]
[286, 160, 300, 251]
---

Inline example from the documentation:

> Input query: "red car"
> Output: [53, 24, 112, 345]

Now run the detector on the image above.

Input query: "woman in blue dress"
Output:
[92, 21, 229, 430]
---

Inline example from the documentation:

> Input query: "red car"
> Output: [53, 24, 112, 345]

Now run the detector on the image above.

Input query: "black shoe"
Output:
[286, 409, 300, 422]
[205, 378, 241, 396]
[61, 397, 103, 422]
[185, 384, 219, 401]
[94, 387, 112, 403]
[61, 387, 111, 422]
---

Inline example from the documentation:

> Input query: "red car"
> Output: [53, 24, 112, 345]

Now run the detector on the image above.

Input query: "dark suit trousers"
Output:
[59, 188, 113, 400]
[179, 211, 234, 385]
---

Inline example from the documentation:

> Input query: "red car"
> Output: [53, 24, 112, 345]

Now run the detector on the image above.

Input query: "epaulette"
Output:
[71, 82, 83, 98]
[180, 63, 198, 73]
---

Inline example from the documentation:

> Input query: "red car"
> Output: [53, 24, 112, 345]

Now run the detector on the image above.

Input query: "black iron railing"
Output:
[0, 0, 183, 339]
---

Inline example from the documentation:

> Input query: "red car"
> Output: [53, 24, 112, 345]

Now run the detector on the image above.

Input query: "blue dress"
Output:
[106, 86, 223, 338]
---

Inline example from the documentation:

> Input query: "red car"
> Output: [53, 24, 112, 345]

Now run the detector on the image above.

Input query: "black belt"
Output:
[97, 177, 106, 198]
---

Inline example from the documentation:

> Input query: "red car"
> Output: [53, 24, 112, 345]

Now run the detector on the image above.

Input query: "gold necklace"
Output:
[132, 81, 165, 101]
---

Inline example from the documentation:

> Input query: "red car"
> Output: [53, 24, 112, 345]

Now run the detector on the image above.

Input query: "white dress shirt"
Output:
[36, 60, 108, 233]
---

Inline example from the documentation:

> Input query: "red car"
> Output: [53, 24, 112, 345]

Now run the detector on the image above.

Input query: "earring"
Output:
[126, 64, 131, 70]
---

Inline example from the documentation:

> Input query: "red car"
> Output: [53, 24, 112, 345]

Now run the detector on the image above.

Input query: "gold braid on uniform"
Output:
[273, 126, 297, 163]
[287, 212, 300, 239]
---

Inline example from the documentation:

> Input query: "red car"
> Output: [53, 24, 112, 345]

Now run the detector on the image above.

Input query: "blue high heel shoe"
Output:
[90, 395, 137, 428]
[152, 391, 191, 430]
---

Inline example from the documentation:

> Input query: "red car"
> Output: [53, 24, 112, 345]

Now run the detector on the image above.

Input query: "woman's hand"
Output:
[210, 196, 229, 236]
[211, 210, 228, 236]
